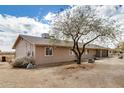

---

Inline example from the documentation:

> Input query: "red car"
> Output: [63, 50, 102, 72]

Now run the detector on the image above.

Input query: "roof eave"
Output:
[12, 35, 20, 49]
[35, 44, 109, 50]
[12, 34, 34, 49]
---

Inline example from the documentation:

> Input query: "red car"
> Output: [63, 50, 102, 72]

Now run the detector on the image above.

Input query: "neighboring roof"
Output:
[12, 34, 109, 50]
[0, 52, 15, 55]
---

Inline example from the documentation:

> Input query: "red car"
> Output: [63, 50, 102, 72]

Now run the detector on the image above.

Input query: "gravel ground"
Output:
[0, 57, 124, 88]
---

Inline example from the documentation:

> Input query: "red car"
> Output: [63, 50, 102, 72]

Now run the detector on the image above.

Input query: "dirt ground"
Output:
[0, 57, 124, 88]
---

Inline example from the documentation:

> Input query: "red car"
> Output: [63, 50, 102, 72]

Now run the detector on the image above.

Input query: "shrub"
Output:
[88, 58, 95, 63]
[11, 57, 35, 68]
[118, 56, 123, 59]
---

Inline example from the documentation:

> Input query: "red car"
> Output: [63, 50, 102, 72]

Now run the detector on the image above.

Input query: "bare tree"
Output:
[50, 6, 119, 64]
[115, 42, 124, 53]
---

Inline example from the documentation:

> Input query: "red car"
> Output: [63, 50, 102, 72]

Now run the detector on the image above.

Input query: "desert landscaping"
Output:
[0, 57, 124, 88]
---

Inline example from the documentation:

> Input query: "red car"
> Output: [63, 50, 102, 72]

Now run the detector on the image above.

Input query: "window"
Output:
[69, 49, 74, 55]
[87, 50, 89, 54]
[27, 51, 31, 57]
[109, 51, 111, 53]
[85, 49, 87, 55]
[45, 47, 53, 56]
[85, 49, 89, 55]
[32, 51, 34, 56]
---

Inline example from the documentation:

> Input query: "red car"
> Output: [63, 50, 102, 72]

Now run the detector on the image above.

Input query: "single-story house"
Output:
[0, 51, 15, 62]
[12, 34, 111, 65]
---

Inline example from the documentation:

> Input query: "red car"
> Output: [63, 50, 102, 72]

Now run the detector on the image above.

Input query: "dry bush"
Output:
[54, 63, 95, 76]
[11, 57, 35, 68]
[65, 63, 94, 70]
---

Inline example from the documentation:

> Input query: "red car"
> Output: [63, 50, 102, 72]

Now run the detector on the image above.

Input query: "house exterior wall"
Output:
[81, 49, 96, 59]
[108, 49, 113, 57]
[15, 38, 34, 58]
[14, 37, 109, 65]
[35, 46, 97, 65]
[13, 34, 111, 66]
[35, 46, 75, 65]
[102, 50, 108, 57]
[0, 54, 15, 62]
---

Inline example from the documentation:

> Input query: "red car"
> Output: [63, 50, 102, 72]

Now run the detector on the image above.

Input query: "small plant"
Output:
[118, 56, 123, 59]
[88, 58, 95, 63]
[11, 56, 35, 68]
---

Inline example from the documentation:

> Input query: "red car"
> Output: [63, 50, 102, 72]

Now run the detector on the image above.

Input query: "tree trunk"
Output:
[77, 55, 81, 64]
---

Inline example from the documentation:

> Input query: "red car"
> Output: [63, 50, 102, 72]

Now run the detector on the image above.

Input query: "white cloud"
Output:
[95, 6, 117, 17]
[93, 6, 124, 42]
[0, 14, 50, 51]
[44, 12, 56, 21]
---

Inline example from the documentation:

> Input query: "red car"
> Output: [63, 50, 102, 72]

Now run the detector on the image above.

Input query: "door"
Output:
[2, 56, 6, 62]
[102, 50, 108, 57]
[95, 49, 100, 57]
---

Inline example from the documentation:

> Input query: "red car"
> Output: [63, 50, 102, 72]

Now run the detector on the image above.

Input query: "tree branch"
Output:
[81, 35, 101, 54]
[84, 35, 101, 46]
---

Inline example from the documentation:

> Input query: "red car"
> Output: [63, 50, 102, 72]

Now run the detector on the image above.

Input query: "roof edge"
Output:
[12, 34, 20, 49]
[12, 34, 34, 49]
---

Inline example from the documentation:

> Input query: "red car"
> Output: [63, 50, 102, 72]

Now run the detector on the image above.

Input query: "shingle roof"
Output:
[12, 34, 109, 49]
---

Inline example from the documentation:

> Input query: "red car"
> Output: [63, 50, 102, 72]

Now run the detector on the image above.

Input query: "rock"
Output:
[26, 63, 34, 69]
[118, 56, 123, 59]
[88, 58, 95, 63]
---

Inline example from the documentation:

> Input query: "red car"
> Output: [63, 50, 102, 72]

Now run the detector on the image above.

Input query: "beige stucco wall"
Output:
[0, 54, 15, 62]
[108, 50, 113, 57]
[82, 49, 96, 59]
[15, 39, 35, 58]
[35, 46, 97, 65]
[35, 46, 75, 65]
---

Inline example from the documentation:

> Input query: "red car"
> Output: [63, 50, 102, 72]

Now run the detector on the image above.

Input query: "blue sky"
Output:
[0, 5, 124, 51]
[0, 5, 69, 19]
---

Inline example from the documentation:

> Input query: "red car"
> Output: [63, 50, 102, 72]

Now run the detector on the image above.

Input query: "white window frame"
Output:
[69, 49, 74, 56]
[45, 47, 53, 56]
[85, 49, 89, 55]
